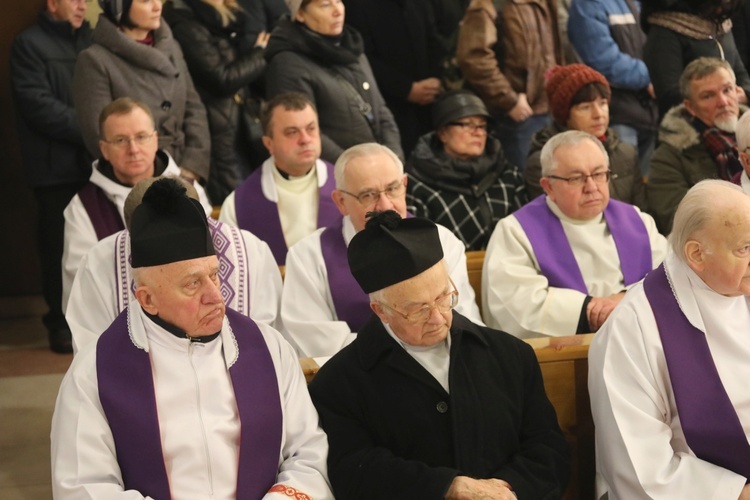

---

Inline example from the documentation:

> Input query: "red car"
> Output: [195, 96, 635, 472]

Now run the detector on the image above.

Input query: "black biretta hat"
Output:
[130, 178, 215, 268]
[348, 211, 444, 293]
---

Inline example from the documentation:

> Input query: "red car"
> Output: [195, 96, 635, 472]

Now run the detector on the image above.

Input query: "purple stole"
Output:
[234, 161, 341, 265]
[78, 182, 125, 241]
[96, 308, 283, 498]
[320, 219, 373, 332]
[644, 264, 750, 479]
[513, 197, 652, 294]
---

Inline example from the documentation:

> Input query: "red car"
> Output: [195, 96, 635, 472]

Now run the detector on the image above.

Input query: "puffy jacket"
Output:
[164, 0, 267, 203]
[73, 15, 210, 180]
[264, 17, 403, 162]
[524, 121, 646, 209]
[457, 0, 563, 115]
[568, 0, 658, 131]
[10, 11, 92, 187]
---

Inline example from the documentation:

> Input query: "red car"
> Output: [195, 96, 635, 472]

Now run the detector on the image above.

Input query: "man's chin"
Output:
[715, 114, 739, 133]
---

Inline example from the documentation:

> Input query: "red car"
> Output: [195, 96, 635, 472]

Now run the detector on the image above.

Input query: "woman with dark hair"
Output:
[264, 0, 403, 162]
[406, 90, 527, 251]
[164, 0, 270, 203]
[642, 0, 750, 118]
[74, 0, 210, 182]
[524, 64, 646, 208]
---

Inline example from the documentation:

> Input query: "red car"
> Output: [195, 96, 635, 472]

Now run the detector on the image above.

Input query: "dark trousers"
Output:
[33, 182, 85, 332]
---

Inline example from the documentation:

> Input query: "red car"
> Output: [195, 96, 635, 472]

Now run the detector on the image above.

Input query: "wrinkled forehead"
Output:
[345, 153, 401, 189]
[552, 139, 607, 174]
[103, 108, 155, 136]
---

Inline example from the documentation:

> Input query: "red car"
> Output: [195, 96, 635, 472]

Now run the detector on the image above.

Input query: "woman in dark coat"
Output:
[406, 90, 528, 251]
[264, 0, 403, 162]
[524, 64, 646, 210]
[164, 0, 269, 203]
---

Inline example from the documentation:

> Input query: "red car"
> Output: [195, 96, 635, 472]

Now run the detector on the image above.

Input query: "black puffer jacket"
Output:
[164, 0, 267, 203]
[11, 11, 92, 187]
[264, 17, 403, 162]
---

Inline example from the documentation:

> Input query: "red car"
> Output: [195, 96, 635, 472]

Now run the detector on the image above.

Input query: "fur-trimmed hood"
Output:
[658, 104, 749, 151]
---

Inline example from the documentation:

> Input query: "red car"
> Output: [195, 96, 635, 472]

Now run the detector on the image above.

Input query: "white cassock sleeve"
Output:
[436, 225, 484, 325]
[66, 236, 121, 353]
[280, 229, 355, 358]
[588, 287, 747, 499]
[242, 230, 284, 331]
[258, 323, 333, 499]
[62, 195, 99, 314]
[219, 191, 239, 227]
[51, 347, 153, 499]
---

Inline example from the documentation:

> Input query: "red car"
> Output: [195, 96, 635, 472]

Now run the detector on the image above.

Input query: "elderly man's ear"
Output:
[684, 240, 706, 273]
[135, 287, 158, 315]
[370, 301, 389, 324]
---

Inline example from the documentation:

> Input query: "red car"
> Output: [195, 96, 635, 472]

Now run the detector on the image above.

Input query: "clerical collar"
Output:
[275, 165, 314, 180]
[144, 310, 221, 343]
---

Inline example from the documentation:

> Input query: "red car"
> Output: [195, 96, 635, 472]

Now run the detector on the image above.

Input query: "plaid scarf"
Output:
[701, 127, 742, 180]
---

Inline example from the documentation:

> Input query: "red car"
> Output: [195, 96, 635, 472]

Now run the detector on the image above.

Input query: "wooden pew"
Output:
[300, 333, 595, 498]
[465, 250, 485, 318]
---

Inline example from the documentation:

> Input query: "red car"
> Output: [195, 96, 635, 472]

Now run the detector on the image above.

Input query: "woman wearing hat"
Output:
[524, 64, 646, 209]
[264, 0, 403, 162]
[406, 90, 527, 251]
[73, 0, 210, 183]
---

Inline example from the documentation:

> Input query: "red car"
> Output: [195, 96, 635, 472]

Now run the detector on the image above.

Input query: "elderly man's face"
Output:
[48, 0, 87, 29]
[539, 139, 610, 221]
[372, 262, 453, 347]
[332, 152, 408, 232]
[99, 107, 158, 186]
[685, 68, 739, 131]
[262, 105, 321, 177]
[135, 255, 226, 337]
[689, 200, 750, 297]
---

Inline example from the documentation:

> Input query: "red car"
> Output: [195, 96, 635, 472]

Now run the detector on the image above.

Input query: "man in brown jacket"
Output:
[457, 0, 563, 170]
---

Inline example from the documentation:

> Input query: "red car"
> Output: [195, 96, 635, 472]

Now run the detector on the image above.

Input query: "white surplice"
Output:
[51, 301, 332, 499]
[589, 250, 750, 499]
[280, 215, 484, 358]
[482, 197, 667, 338]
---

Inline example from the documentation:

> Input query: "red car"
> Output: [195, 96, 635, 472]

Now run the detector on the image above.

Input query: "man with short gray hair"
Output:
[648, 57, 747, 233]
[483, 130, 666, 338]
[590, 179, 750, 499]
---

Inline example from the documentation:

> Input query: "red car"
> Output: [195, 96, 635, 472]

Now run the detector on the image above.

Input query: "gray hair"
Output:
[123, 176, 199, 230]
[737, 109, 750, 152]
[679, 57, 736, 100]
[669, 180, 744, 261]
[334, 143, 404, 190]
[540, 130, 609, 177]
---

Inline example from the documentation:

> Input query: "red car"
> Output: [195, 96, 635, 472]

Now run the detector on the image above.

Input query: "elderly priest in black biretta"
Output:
[308, 210, 570, 499]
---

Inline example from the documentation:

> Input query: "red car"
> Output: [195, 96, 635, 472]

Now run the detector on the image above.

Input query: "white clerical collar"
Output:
[545, 196, 605, 226]
[342, 215, 357, 245]
[382, 321, 451, 393]
[741, 171, 750, 197]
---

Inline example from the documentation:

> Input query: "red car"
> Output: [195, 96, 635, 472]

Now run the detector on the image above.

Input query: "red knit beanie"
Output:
[545, 64, 611, 125]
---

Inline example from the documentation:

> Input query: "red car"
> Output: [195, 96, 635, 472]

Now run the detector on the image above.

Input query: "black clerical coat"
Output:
[308, 313, 570, 500]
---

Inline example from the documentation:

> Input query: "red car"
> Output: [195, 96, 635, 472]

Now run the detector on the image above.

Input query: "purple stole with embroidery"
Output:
[96, 308, 283, 498]
[320, 219, 373, 331]
[644, 264, 750, 479]
[234, 161, 341, 265]
[78, 182, 124, 241]
[513, 197, 652, 294]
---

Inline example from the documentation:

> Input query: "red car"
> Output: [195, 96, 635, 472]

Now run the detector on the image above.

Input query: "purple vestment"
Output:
[514, 197, 652, 294]
[96, 308, 283, 498]
[644, 264, 750, 479]
[78, 182, 124, 241]
[320, 219, 373, 331]
[234, 161, 341, 265]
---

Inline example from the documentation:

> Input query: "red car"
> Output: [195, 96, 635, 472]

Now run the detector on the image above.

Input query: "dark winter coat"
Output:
[308, 312, 571, 499]
[264, 17, 403, 162]
[163, 0, 267, 203]
[406, 133, 528, 250]
[11, 11, 92, 187]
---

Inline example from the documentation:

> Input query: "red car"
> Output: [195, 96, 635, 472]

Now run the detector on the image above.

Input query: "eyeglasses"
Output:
[546, 170, 616, 187]
[339, 180, 406, 207]
[448, 121, 488, 134]
[379, 279, 459, 325]
[103, 132, 156, 149]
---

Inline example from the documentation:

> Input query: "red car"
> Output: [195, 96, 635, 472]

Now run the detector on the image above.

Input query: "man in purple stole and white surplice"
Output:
[51, 179, 332, 499]
[590, 180, 750, 499]
[483, 130, 667, 339]
[280, 143, 483, 359]
[220, 92, 341, 265]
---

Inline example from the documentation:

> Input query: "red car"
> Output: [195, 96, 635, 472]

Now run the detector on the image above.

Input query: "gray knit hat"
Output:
[99, 0, 134, 24]
[285, 0, 304, 19]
